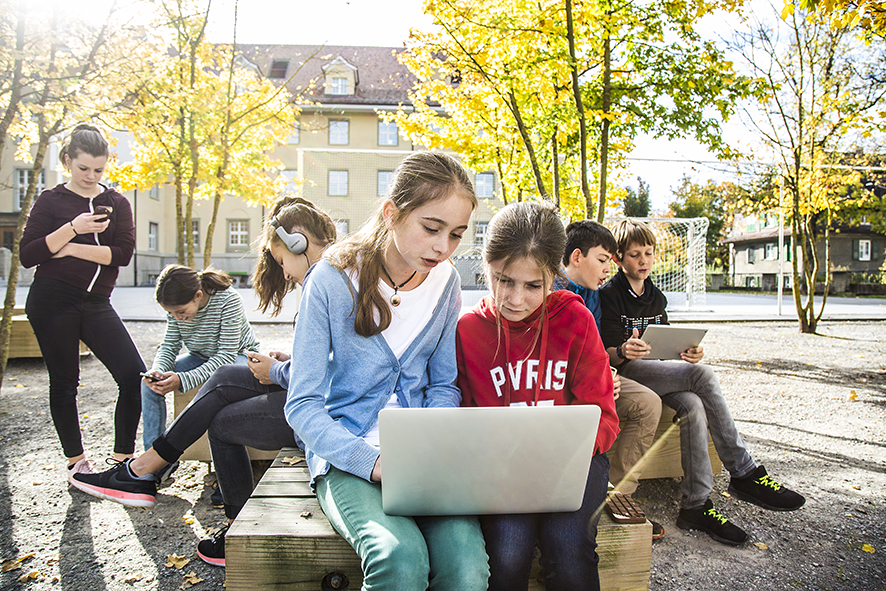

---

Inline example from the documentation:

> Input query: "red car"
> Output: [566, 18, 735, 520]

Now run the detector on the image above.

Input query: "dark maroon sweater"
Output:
[20, 183, 134, 297]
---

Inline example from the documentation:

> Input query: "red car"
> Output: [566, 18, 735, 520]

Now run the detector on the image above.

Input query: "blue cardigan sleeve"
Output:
[419, 272, 462, 409]
[283, 263, 381, 482]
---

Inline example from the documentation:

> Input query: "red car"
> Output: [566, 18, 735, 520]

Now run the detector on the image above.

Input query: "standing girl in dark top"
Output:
[20, 124, 145, 487]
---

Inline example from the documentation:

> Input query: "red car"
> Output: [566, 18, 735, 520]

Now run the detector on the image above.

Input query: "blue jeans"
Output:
[140, 352, 248, 449]
[481, 452, 609, 591]
[618, 359, 757, 508]
[315, 466, 489, 591]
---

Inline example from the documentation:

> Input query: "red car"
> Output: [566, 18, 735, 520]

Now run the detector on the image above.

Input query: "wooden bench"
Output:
[607, 404, 722, 482]
[173, 386, 280, 462]
[226, 448, 652, 591]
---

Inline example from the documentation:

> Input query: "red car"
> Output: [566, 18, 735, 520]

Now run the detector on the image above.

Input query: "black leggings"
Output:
[26, 277, 145, 458]
[152, 364, 297, 520]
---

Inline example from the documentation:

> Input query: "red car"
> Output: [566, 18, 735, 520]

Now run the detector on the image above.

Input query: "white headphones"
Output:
[271, 217, 308, 255]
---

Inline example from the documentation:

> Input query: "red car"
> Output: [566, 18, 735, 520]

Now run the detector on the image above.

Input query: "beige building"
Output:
[1, 45, 502, 287]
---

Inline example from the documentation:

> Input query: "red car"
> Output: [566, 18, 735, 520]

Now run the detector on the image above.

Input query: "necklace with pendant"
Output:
[381, 266, 417, 307]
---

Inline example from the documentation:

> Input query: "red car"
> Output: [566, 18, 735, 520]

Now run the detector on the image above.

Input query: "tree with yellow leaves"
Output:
[727, 2, 886, 332]
[109, 0, 298, 267]
[393, 0, 761, 221]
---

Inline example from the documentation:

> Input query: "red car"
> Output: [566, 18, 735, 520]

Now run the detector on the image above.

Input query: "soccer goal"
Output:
[605, 217, 710, 310]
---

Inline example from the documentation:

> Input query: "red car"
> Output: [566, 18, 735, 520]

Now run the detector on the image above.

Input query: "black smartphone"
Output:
[140, 372, 160, 383]
[94, 205, 113, 222]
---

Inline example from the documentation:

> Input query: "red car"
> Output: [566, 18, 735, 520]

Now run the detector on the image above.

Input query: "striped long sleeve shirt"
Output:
[151, 287, 260, 391]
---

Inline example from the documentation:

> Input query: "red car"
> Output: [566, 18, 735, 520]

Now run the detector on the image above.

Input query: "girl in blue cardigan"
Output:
[284, 152, 489, 590]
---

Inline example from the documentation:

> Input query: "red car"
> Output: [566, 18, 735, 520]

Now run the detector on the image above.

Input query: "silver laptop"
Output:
[640, 324, 708, 360]
[378, 405, 601, 516]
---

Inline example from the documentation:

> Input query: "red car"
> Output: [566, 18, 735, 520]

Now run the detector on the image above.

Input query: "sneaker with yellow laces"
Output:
[676, 499, 748, 545]
[728, 465, 806, 511]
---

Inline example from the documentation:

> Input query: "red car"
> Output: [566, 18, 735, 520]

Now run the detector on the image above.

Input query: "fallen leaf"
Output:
[124, 574, 143, 583]
[182, 516, 195, 525]
[18, 570, 41, 582]
[14, 384, 22, 388]
[862, 544, 875, 553]
[857, 508, 868, 514]
[849, 391, 858, 401]
[300, 511, 313, 519]
[180, 571, 204, 589]
[32, 481, 43, 486]
[754, 542, 768, 550]
[165, 554, 190, 569]
[1, 560, 21, 573]
[852, 485, 861, 490]
[720, 491, 732, 498]
[281, 456, 304, 465]
[43, 464, 55, 470]
[845, 513, 854, 517]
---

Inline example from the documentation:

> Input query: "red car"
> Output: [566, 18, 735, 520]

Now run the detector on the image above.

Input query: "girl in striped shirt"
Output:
[140, 265, 259, 449]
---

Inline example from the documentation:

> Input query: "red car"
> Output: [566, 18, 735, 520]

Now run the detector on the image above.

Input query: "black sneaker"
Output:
[197, 525, 228, 567]
[676, 499, 748, 545]
[157, 460, 179, 483]
[728, 465, 806, 511]
[71, 459, 157, 509]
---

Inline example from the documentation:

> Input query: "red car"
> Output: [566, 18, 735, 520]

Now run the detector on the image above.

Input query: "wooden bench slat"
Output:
[227, 448, 652, 591]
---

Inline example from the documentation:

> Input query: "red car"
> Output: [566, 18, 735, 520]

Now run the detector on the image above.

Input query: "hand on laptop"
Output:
[680, 346, 705, 364]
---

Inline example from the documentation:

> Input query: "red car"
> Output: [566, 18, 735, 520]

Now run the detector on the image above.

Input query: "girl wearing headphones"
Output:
[71, 197, 337, 566]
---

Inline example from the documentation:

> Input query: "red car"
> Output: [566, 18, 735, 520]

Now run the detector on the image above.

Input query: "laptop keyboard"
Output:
[605, 491, 647, 524]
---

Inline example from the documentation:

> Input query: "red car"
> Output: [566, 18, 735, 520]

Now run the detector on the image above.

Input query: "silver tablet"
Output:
[639, 325, 708, 360]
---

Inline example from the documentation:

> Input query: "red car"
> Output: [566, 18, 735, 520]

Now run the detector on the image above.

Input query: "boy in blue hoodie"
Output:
[554, 219, 664, 539]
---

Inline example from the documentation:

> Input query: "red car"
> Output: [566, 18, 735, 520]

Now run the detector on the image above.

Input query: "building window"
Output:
[378, 170, 394, 196]
[186, 220, 200, 253]
[334, 220, 349, 237]
[3, 230, 14, 251]
[329, 120, 349, 145]
[329, 170, 348, 196]
[329, 77, 348, 95]
[15, 168, 45, 211]
[474, 221, 489, 247]
[228, 220, 249, 247]
[764, 242, 777, 260]
[378, 120, 398, 146]
[288, 127, 299, 144]
[148, 186, 160, 200]
[747, 246, 755, 264]
[855, 239, 872, 261]
[148, 222, 159, 251]
[475, 172, 494, 198]
[268, 60, 289, 79]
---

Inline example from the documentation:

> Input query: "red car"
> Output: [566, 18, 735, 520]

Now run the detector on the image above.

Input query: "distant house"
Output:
[722, 214, 885, 292]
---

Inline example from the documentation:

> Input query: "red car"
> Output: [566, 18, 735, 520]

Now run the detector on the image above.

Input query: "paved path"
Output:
[12, 286, 886, 323]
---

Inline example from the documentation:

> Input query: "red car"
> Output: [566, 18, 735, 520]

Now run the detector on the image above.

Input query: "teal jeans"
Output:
[316, 467, 490, 591]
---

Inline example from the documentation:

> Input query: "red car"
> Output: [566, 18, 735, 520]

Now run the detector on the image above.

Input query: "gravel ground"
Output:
[0, 320, 883, 591]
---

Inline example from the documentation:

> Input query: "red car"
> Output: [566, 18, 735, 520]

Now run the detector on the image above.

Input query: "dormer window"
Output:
[322, 56, 358, 96]
[329, 77, 348, 95]
[268, 60, 289, 79]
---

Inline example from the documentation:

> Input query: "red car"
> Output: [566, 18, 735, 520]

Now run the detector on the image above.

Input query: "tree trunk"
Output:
[565, 0, 590, 213]
[507, 90, 549, 199]
[597, 24, 612, 223]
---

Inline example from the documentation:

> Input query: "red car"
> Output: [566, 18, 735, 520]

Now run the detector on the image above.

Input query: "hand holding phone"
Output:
[94, 205, 113, 222]
[140, 371, 160, 383]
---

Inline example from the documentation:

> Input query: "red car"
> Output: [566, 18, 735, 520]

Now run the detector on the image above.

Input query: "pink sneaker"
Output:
[67, 458, 96, 488]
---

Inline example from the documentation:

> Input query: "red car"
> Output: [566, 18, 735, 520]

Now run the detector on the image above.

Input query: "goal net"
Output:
[605, 217, 709, 310]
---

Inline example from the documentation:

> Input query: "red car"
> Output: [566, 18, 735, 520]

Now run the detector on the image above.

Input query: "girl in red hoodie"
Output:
[456, 202, 619, 591]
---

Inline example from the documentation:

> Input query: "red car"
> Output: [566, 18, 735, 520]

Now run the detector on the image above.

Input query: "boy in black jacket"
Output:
[599, 219, 805, 545]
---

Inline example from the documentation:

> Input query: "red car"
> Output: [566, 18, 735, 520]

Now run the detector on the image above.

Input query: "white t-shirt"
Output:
[351, 262, 453, 448]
